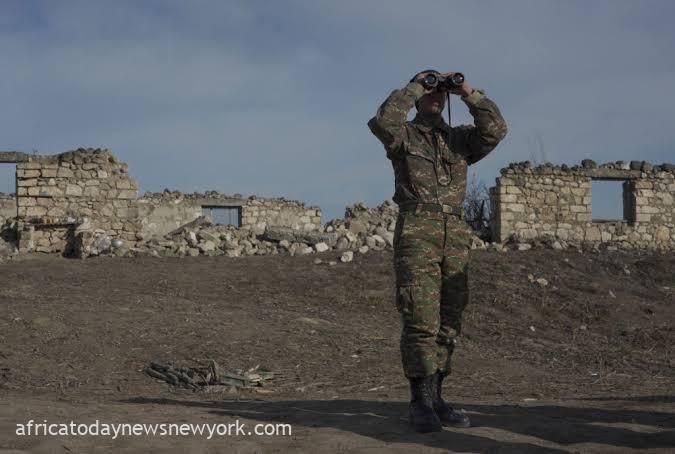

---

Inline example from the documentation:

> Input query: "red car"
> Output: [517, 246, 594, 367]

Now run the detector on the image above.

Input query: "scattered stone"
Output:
[374, 226, 388, 237]
[278, 239, 291, 249]
[314, 242, 329, 253]
[296, 246, 313, 256]
[340, 251, 354, 263]
[470, 237, 485, 250]
[197, 230, 219, 244]
[371, 234, 386, 250]
[358, 245, 369, 254]
[167, 216, 213, 237]
[262, 226, 337, 246]
[335, 236, 350, 251]
[185, 231, 198, 247]
[197, 241, 216, 252]
[224, 248, 241, 257]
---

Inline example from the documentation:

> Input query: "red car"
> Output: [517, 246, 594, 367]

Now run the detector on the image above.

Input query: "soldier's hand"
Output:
[413, 71, 437, 95]
[440, 72, 473, 97]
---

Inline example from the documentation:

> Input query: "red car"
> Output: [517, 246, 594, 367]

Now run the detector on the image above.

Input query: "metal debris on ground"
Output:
[144, 360, 273, 391]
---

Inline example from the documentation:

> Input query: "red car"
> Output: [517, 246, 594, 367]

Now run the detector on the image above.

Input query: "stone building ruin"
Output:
[1, 148, 673, 257]
[0, 148, 321, 255]
[489, 159, 675, 251]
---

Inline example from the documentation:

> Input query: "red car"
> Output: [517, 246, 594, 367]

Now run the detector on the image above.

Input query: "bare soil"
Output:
[1, 249, 673, 453]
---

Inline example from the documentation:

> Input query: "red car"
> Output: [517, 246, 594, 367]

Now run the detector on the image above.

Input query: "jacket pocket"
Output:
[394, 254, 418, 287]
[405, 143, 435, 162]
[395, 285, 415, 316]
[444, 152, 468, 187]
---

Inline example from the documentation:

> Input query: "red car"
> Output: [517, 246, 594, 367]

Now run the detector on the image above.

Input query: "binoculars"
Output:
[420, 72, 465, 91]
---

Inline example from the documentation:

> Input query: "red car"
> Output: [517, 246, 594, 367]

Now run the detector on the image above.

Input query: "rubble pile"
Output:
[86, 199, 605, 259]
[102, 201, 405, 260]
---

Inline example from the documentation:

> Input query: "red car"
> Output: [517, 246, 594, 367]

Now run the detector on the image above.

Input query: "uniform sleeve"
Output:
[451, 89, 508, 165]
[367, 81, 426, 159]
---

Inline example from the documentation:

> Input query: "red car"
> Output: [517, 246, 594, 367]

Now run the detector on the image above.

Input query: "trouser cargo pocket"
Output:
[395, 285, 415, 316]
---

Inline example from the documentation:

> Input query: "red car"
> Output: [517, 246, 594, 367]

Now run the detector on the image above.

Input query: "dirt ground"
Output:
[1, 249, 673, 453]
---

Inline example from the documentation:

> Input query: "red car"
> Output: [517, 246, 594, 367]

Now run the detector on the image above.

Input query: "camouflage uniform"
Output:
[368, 81, 507, 378]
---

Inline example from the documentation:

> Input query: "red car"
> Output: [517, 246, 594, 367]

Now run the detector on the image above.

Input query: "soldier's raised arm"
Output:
[452, 89, 508, 165]
[367, 79, 427, 158]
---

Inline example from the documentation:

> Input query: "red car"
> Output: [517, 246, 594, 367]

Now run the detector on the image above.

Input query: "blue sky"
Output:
[1, 0, 674, 220]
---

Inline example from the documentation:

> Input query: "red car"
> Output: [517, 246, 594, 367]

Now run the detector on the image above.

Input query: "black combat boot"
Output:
[408, 375, 442, 433]
[431, 371, 471, 428]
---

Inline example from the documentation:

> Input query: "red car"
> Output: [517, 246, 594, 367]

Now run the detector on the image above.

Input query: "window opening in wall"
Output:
[0, 164, 15, 195]
[202, 206, 241, 227]
[591, 179, 630, 221]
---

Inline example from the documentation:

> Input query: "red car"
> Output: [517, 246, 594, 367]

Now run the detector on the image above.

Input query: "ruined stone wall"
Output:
[0, 193, 16, 225]
[490, 160, 675, 251]
[136, 192, 205, 239]
[15, 148, 141, 253]
[136, 191, 320, 238]
[241, 196, 321, 235]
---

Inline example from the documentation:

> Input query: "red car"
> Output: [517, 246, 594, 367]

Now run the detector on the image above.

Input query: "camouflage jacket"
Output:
[367, 81, 507, 209]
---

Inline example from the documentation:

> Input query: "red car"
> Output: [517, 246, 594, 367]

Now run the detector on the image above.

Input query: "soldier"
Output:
[367, 69, 507, 433]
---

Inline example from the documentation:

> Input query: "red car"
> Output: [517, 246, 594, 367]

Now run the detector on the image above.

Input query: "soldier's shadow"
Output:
[124, 397, 675, 452]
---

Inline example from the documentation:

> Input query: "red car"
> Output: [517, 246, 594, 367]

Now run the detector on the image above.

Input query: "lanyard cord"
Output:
[446, 91, 452, 145]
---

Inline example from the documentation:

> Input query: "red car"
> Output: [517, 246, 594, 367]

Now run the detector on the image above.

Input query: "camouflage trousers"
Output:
[393, 211, 472, 378]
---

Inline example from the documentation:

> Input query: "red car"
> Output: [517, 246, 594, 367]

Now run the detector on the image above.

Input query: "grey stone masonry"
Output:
[138, 190, 321, 237]
[240, 195, 321, 235]
[8, 147, 323, 254]
[15, 148, 141, 253]
[489, 160, 675, 251]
